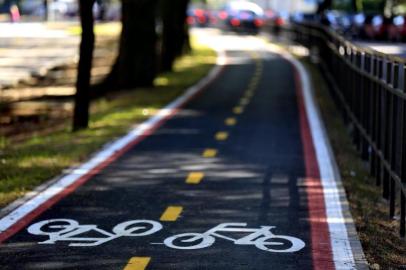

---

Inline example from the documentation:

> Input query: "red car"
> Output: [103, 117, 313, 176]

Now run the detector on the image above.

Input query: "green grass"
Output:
[0, 38, 216, 207]
[66, 22, 122, 36]
[302, 59, 406, 269]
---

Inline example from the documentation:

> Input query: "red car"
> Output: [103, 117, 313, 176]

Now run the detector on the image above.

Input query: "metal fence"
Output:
[289, 22, 406, 237]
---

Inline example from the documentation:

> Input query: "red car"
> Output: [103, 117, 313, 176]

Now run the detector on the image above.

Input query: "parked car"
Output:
[361, 14, 396, 40]
[265, 11, 289, 36]
[187, 8, 211, 27]
[374, 15, 393, 40]
[388, 15, 406, 41]
[350, 12, 366, 38]
[218, 1, 264, 33]
[49, 0, 78, 18]
[20, 0, 45, 16]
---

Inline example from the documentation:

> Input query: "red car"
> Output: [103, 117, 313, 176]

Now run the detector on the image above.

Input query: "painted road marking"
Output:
[239, 97, 250, 106]
[0, 45, 227, 244]
[233, 106, 244, 114]
[27, 219, 163, 246]
[225, 117, 237, 126]
[244, 91, 254, 98]
[202, 148, 217, 158]
[215, 131, 228, 141]
[248, 80, 259, 90]
[164, 223, 305, 252]
[160, 206, 183, 221]
[123, 257, 151, 270]
[28, 219, 306, 253]
[249, 78, 258, 85]
[186, 172, 204, 184]
[266, 44, 359, 268]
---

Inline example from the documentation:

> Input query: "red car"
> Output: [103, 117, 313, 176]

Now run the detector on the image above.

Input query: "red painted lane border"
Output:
[294, 70, 335, 270]
[0, 60, 226, 244]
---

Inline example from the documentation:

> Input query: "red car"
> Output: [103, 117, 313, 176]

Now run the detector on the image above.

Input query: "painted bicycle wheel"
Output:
[112, 220, 163, 236]
[164, 233, 215, 250]
[255, 235, 305, 253]
[27, 219, 79, 236]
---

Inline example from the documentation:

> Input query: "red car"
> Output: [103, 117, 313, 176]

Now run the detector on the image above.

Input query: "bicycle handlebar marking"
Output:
[27, 219, 305, 252]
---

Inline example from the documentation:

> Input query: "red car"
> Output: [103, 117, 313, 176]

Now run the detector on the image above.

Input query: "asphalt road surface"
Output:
[0, 31, 365, 269]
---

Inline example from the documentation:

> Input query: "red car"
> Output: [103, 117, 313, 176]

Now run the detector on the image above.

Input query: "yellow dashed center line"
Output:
[248, 83, 257, 90]
[202, 148, 218, 157]
[215, 131, 228, 141]
[233, 106, 244, 114]
[239, 97, 250, 106]
[160, 206, 183, 221]
[186, 172, 205, 184]
[123, 52, 264, 269]
[248, 85, 257, 92]
[248, 80, 257, 89]
[244, 91, 254, 98]
[123, 257, 151, 270]
[225, 117, 237, 126]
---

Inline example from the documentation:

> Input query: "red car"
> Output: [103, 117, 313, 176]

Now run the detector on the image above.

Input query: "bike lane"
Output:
[0, 37, 364, 269]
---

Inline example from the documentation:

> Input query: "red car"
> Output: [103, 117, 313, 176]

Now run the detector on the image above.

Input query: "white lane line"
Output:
[266, 44, 358, 269]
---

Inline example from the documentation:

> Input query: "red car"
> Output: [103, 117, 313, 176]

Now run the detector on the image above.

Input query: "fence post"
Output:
[370, 55, 377, 177]
[290, 22, 406, 237]
[382, 60, 391, 199]
[387, 62, 396, 215]
[353, 50, 361, 150]
[374, 57, 383, 185]
[401, 65, 406, 237]
[360, 53, 369, 160]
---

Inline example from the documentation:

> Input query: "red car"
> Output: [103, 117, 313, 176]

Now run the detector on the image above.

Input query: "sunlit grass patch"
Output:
[67, 22, 122, 36]
[0, 37, 216, 207]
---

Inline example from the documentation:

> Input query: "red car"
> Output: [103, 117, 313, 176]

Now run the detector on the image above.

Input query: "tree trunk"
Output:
[96, 0, 108, 21]
[73, 0, 96, 131]
[316, 0, 332, 15]
[43, 0, 48, 21]
[104, 0, 157, 90]
[351, 0, 363, 12]
[160, 0, 190, 72]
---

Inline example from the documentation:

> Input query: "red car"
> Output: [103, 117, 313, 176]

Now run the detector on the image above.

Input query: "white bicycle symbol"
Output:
[164, 223, 305, 253]
[27, 219, 162, 247]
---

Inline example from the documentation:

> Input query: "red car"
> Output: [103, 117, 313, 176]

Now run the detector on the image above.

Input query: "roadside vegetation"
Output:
[0, 38, 216, 208]
[303, 59, 406, 269]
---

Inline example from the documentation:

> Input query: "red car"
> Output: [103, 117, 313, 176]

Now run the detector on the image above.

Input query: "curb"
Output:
[265, 43, 369, 269]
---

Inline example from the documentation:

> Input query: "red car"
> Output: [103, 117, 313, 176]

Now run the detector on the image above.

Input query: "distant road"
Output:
[355, 41, 406, 58]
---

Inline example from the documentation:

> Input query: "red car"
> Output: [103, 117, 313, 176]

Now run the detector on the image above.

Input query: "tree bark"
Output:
[351, 0, 363, 12]
[316, 0, 332, 15]
[73, 0, 96, 131]
[43, 0, 48, 21]
[160, 0, 190, 72]
[104, 0, 157, 90]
